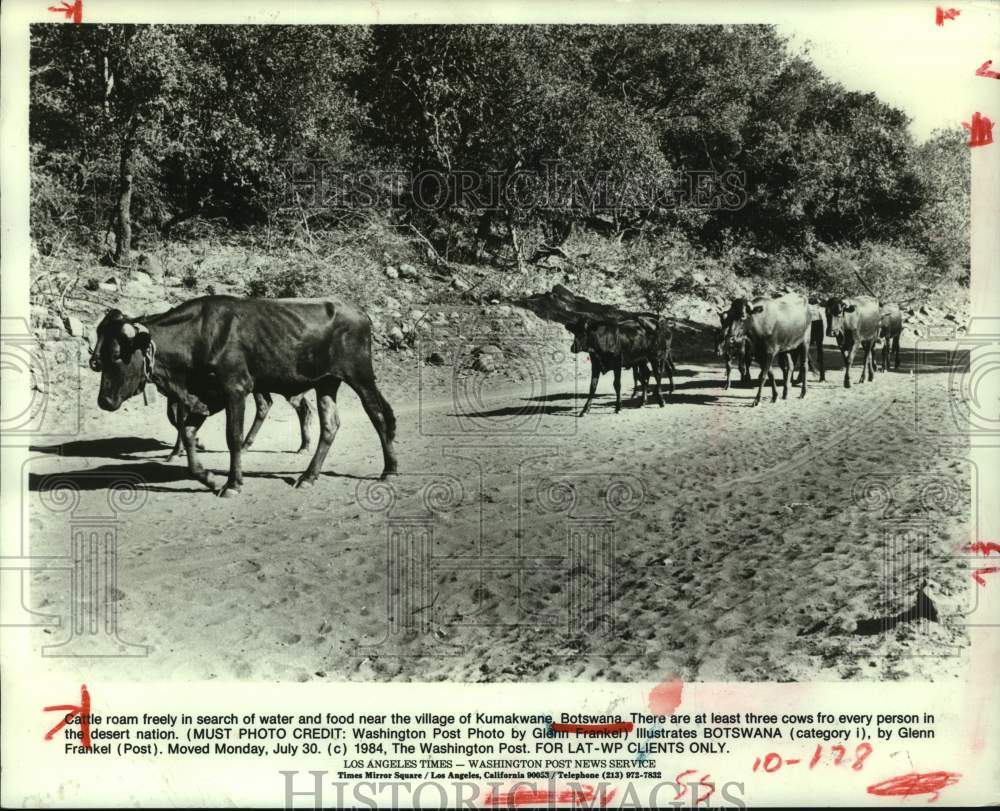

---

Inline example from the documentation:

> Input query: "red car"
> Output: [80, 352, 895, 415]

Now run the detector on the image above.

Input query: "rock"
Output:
[135, 253, 163, 279]
[451, 275, 470, 292]
[130, 271, 155, 288]
[399, 263, 419, 280]
[384, 265, 399, 280]
[475, 344, 504, 357]
[427, 351, 446, 366]
[387, 326, 405, 347]
[99, 282, 117, 293]
[105, 275, 121, 287]
[62, 315, 85, 337]
[384, 295, 401, 311]
[31, 304, 50, 324]
[473, 354, 496, 373]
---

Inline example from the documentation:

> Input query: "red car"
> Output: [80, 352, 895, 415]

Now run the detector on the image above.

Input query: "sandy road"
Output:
[26, 342, 971, 682]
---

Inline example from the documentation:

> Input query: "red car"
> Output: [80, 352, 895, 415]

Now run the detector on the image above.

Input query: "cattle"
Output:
[164, 392, 313, 462]
[90, 296, 397, 496]
[720, 294, 811, 406]
[875, 302, 903, 372]
[567, 316, 674, 416]
[824, 296, 881, 388]
[715, 312, 752, 389]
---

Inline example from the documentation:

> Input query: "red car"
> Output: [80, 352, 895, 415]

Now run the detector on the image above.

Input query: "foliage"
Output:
[29, 23, 970, 287]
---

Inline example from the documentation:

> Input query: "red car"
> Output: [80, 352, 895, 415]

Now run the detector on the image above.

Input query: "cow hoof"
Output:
[241, 442, 253, 451]
[218, 485, 241, 498]
[380, 468, 396, 480]
[165, 452, 179, 462]
[295, 476, 316, 489]
[295, 446, 310, 455]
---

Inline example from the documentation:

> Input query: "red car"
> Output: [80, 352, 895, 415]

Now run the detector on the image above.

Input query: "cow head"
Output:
[566, 320, 590, 354]
[90, 309, 154, 411]
[824, 297, 855, 339]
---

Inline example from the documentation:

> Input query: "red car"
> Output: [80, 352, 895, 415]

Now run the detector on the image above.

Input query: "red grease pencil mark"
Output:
[972, 566, 1000, 586]
[673, 770, 715, 806]
[963, 541, 1000, 555]
[47, 0, 83, 23]
[963, 112, 994, 147]
[975, 61, 1000, 79]
[485, 785, 616, 806]
[935, 7, 960, 25]
[648, 675, 684, 714]
[866, 771, 961, 803]
[549, 721, 634, 735]
[43, 684, 91, 749]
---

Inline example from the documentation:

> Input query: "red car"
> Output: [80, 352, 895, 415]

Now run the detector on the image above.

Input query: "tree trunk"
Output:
[114, 139, 133, 266]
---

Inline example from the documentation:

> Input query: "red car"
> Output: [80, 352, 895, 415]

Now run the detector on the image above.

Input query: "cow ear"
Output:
[718, 311, 726, 325]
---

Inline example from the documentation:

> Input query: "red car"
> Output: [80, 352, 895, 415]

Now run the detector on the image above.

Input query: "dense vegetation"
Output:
[30, 24, 969, 303]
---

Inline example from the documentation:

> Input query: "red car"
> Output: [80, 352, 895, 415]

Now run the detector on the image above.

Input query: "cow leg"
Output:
[815, 329, 825, 382]
[842, 345, 855, 389]
[893, 335, 901, 370]
[633, 364, 646, 406]
[241, 392, 272, 450]
[219, 395, 247, 498]
[664, 355, 675, 396]
[612, 365, 623, 413]
[859, 341, 873, 384]
[355, 379, 398, 478]
[723, 355, 732, 390]
[779, 353, 790, 400]
[166, 399, 184, 462]
[752, 350, 774, 407]
[296, 383, 342, 488]
[651, 359, 665, 407]
[580, 367, 600, 417]
[291, 394, 314, 453]
[181, 411, 213, 491]
[798, 344, 808, 399]
[168, 429, 184, 462]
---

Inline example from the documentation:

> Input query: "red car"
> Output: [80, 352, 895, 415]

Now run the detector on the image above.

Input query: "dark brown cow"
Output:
[807, 300, 827, 382]
[874, 303, 903, 372]
[567, 316, 674, 416]
[715, 312, 752, 389]
[721, 294, 811, 406]
[824, 296, 881, 388]
[164, 392, 314, 462]
[90, 296, 397, 496]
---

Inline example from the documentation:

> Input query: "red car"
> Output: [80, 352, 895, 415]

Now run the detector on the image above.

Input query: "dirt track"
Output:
[27, 338, 971, 683]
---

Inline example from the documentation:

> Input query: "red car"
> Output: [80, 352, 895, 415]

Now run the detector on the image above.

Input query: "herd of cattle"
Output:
[87, 291, 903, 496]
[564, 291, 902, 414]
